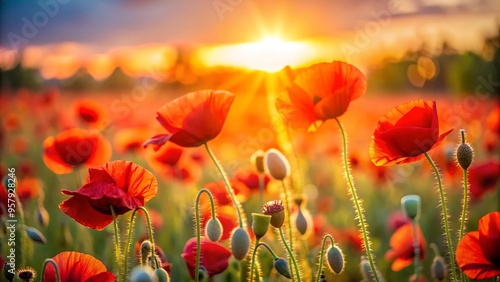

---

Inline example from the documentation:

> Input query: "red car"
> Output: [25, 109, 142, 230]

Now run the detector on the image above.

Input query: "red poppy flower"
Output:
[59, 160, 158, 230]
[370, 100, 453, 166]
[43, 251, 115, 282]
[16, 177, 41, 205]
[181, 237, 232, 279]
[233, 166, 270, 192]
[43, 128, 112, 174]
[456, 212, 500, 279]
[276, 61, 366, 132]
[385, 223, 426, 271]
[143, 90, 235, 148]
[145, 143, 202, 183]
[114, 127, 150, 154]
[74, 99, 106, 125]
[468, 160, 500, 201]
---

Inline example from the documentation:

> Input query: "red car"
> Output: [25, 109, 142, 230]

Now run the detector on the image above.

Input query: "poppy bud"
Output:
[401, 195, 421, 220]
[25, 226, 47, 244]
[129, 266, 155, 282]
[17, 267, 36, 282]
[431, 256, 447, 281]
[154, 268, 169, 282]
[456, 143, 473, 170]
[359, 256, 382, 282]
[251, 150, 265, 173]
[264, 149, 290, 180]
[292, 196, 312, 237]
[3, 263, 14, 282]
[326, 246, 345, 274]
[252, 213, 271, 240]
[274, 257, 292, 279]
[263, 200, 285, 228]
[205, 217, 223, 242]
[141, 240, 153, 266]
[231, 228, 250, 260]
[35, 205, 49, 227]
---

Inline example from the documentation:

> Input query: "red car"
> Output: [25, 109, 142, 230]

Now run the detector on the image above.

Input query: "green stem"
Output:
[279, 227, 301, 282]
[204, 142, 244, 228]
[280, 180, 294, 252]
[138, 207, 159, 268]
[315, 234, 335, 282]
[40, 259, 60, 282]
[424, 152, 457, 282]
[249, 238, 261, 282]
[195, 189, 217, 282]
[412, 221, 421, 281]
[334, 118, 380, 282]
[123, 210, 137, 281]
[257, 242, 278, 259]
[458, 129, 469, 247]
[110, 205, 122, 282]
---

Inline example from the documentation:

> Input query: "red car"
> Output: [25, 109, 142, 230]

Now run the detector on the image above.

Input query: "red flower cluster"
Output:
[181, 237, 231, 279]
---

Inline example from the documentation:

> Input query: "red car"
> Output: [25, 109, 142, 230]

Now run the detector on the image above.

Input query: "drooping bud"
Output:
[251, 150, 266, 173]
[35, 205, 49, 227]
[264, 149, 290, 180]
[456, 142, 473, 170]
[17, 267, 36, 282]
[205, 217, 223, 242]
[401, 195, 421, 221]
[140, 240, 153, 266]
[326, 246, 345, 274]
[431, 256, 447, 281]
[274, 257, 292, 279]
[129, 266, 156, 282]
[252, 213, 271, 240]
[153, 268, 169, 282]
[262, 200, 285, 228]
[231, 228, 250, 260]
[25, 226, 47, 244]
[292, 196, 313, 237]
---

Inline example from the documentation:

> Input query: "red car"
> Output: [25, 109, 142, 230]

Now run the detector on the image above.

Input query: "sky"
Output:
[0, 0, 499, 76]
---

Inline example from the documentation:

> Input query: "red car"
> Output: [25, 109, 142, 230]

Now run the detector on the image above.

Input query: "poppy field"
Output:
[0, 58, 499, 282]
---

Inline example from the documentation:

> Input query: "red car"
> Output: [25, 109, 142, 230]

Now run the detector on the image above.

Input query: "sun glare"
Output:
[196, 37, 319, 73]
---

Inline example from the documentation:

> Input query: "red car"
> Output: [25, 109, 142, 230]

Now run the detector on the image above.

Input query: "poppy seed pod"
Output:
[264, 149, 290, 180]
[431, 256, 447, 281]
[231, 228, 250, 260]
[206, 217, 223, 242]
[326, 246, 345, 274]
[262, 200, 285, 228]
[251, 213, 271, 240]
[456, 142, 473, 170]
[129, 266, 155, 282]
[153, 268, 169, 282]
[251, 150, 266, 173]
[274, 257, 292, 279]
[25, 226, 47, 244]
[401, 195, 421, 220]
[17, 267, 36, 282]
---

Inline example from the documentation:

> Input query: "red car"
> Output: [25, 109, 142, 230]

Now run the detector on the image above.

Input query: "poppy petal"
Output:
[44, 251, 115, 282]
[456, 231, 500, 279]
[59, 194, 114, 230]
[478, 212, 500, 265]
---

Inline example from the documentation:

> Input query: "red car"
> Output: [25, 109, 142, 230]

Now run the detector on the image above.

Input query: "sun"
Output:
[195, 36, 319, 73]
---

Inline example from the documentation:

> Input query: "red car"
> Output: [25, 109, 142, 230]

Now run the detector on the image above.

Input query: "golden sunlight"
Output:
[195, 37, 320, 73]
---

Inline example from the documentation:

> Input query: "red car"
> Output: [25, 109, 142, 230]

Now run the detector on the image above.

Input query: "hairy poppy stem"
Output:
[334, 118, 381, 282]
[110, 205, 122, 282]
[278, 227, 301, 282]
[204, 142, 245, 228]
[194, 189, 217, 282]
[40, 259, 61, 282]
[412, 221, 421, 281]
[458, 131, 470, 282]
[424, 152, 457, 282]
[280, 180, 294, 252]
[257, 242, 278, 259]
[315, 234, 335, 282]
[249, 238, 261, 282]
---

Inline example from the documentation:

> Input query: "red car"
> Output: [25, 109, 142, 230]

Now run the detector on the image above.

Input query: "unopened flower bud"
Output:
[17, 267, 36, 282]
[154, 268, 169, 282]
[401, 195, 421, 220]
[264, 149, 290, 180]
[326, 246, 345, 274]
[360, 256, 383, 282]
[25, 226, 47, 244]
[251, 150, 265, 173]
[35, 205, 50, 227]
[293, 196, 312, 237]
[263, 200, 285, 228]
[141, 240, 153, 266]
[252, 213, 271, 240]
[130, 266, 156, 282]
[274, 257, 292, 279]
[456, 143, 473, 170]
[205, 217, 223, 242]
[431, 256, 447, 281]
[231, 228, 250, 260]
